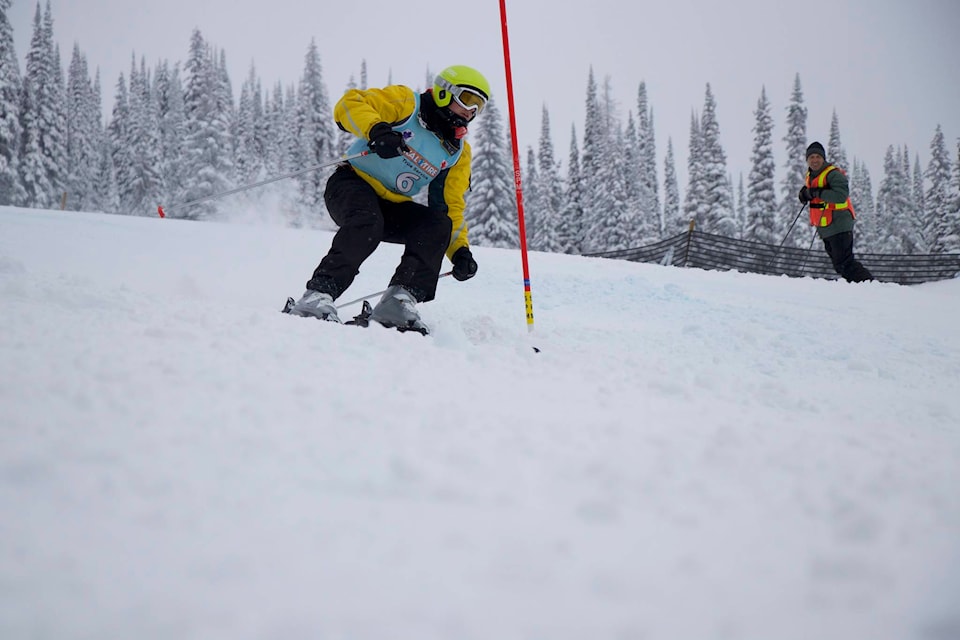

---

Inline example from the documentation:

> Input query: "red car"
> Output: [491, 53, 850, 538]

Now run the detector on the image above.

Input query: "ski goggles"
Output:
[436, 78, 488, 118]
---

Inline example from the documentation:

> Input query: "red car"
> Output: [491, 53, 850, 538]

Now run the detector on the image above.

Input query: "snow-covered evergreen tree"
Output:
[154, 60, 186, 208]
[939, 139, 960, 252]
[623, 110, 657, 245]
[64, 44, 100, 211]
[827, 109, 848, 171]
[910, 152, 929, 251]
[583, 77, 631, 252]
[735, 174, 747, 238]
[780, 73, 808, 248]
[468, 96, 518, 248]
[875, 145, 912, 252]
[0, 0, 25, 205]
[662, 137, 681, 236]
[262, 82, 286, 176]
[698, 84, 736, 236]
[180, 29, 234, 219]
[622, 111, 640, 213]
[636, 81, 660, 231]
[19, 1, 66, 208]
[557, 124, 584, 253]
[92, 123, 119, 213]
[534, 105, 563, 252]
[234, 63, 265, 186]
[523, 145, 543, 248]
[106, 72, 134, 210]
[926, 126, 955, 253]
[293, 39, 334, 224]
[123, 56, 164, 214]
[744, 86, 777, 244]
[849, 158, 877, 252]
[578, 68, 608, 250]
[682, 110, 703, 228]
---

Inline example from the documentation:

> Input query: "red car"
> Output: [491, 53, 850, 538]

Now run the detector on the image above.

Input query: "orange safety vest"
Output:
[806, 164, 855, 227]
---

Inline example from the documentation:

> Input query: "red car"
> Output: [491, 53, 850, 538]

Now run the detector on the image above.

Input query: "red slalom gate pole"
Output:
[499, 0, 537, 345]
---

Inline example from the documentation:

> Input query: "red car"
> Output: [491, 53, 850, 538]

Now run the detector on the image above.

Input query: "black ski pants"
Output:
[822, 231, 873, 283]
[306, 165, 452, 302]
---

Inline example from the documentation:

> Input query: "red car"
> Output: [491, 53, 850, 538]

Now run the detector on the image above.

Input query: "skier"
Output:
[798, 141, 873, 282]
[287, 65, 488, 332]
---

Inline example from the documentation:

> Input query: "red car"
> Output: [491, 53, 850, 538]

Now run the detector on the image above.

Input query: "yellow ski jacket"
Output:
[335, 85, 472, 259]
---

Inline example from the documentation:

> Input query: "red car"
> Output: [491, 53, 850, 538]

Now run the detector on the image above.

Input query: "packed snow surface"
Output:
[2, 206, 959, 639]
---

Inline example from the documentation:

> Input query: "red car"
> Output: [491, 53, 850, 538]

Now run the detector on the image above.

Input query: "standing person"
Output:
[798, 141, 874, 282]
[288, 65, 488, 332]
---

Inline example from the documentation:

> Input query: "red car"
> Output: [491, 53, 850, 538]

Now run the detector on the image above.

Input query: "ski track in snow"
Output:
[2, 206, 960, 640]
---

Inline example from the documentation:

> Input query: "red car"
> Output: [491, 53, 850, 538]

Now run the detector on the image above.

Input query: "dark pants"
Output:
[306, 166, 452, 302]
[822, 231, 873, 283]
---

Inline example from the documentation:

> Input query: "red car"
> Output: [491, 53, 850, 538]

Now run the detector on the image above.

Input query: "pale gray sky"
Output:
[8, 0, 960, 192]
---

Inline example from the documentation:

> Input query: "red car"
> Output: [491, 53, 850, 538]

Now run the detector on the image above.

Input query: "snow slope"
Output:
[2, 206, 959, 640]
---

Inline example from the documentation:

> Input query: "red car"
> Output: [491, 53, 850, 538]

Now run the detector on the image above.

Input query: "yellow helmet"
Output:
[432, 65, 491, 119]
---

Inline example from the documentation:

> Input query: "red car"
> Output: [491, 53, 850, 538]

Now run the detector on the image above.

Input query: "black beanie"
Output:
[806, 141, 826, 159]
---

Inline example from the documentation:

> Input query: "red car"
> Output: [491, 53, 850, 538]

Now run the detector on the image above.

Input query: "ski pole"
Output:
[797, 228, 819, 275]
[156, 151, 368, 217]
[335, 272, 453, 309]
[778, 203, 808, 248]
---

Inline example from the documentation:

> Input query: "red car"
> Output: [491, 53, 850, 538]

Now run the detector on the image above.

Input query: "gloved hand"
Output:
[367, 122, 409, 159]
[451, 247, 478, 281]
[798, 186, 821, 204]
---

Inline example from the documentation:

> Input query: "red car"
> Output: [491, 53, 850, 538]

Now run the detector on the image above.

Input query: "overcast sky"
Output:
[7, 0, 960, 191]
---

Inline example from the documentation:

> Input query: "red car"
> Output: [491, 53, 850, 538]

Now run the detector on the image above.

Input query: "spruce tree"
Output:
[745, 86, 777, 244]
[876, 145, 911, 252]
[235, 63, 265, 185]
[827, 110, 848, 171]
[736, 174, 747, 238]
[942, 139, 960, 252]
[262, 82, 286, 176]
[19, 1, 66, 208]
[180, 30, 234, 219]
[92, 122, 119, 213]
[64, 44, 99, 210]
[780, 73, 808, 248]
[849, 158, 877, 252]
[107, 72, 134, 211]
[682, 110, 703, 229]
[535, 105, 563, 252]
[0, 0, 24, 204]
[155, 60, 186, 208]
[579, 67, 604, 248]
[524, 145, 542, 248]
[621, 111, 643, 237]
[468, 96, 518, 248]
[557, 124, 584, 253]
[662, 137, 681, 236]
[911, 153, 928, 251]
[584, 77, 631, 252]
[698, 83, 735, 236]
[926, 126, 955, 253]
[294, 39, 334, 224]
[636, 81, 660, 231]
[123, 56, 164, 214]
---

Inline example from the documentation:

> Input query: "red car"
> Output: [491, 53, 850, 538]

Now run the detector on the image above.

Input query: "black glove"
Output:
[367, 122, 409, 159]
[451, 247, 478, 281]
[799, 186, 822, 204]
